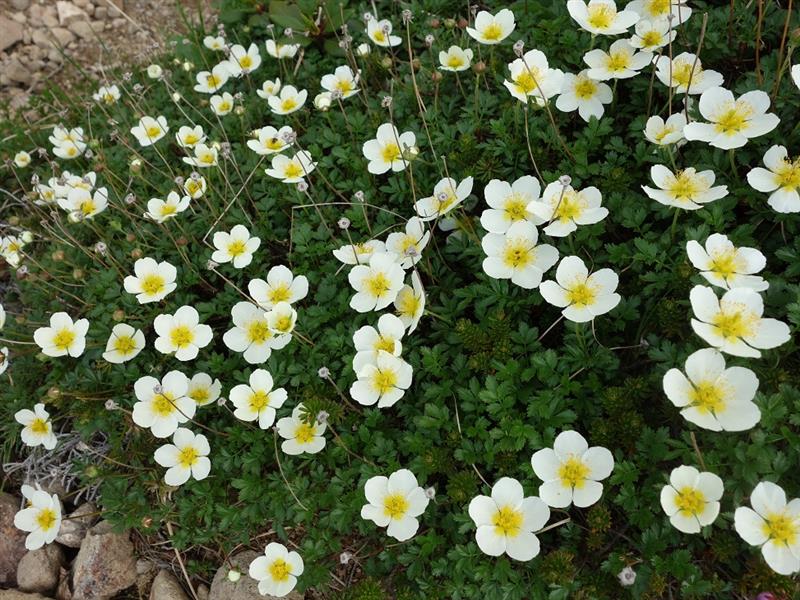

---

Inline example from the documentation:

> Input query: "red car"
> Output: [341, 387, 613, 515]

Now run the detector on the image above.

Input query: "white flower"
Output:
[0, 346, 7, 376]
[663, 348, 761, 431]
[529, 181, 608, 236]
[654, 53, 723, 95]
[531, 430, 614, 508]
[230, 369, 287, 429]
[414, 177, 474, 221]
[584, 40, 652, 81]
[223, 302, 284, 364]
[211, 224, 260, 268]
[193, 63, 231, 93]
[102, 323, 145, 364]
[0, 303, 5, 329]
[641, 165, 728, 210]
[555, 71, 613, 122]
[385, 217, 430, 269]
[321, 65, 360, 99]
[203, 35, 225, 50]
[57, 187, 109, 221]
[626, 0, 691, 24]
[629, 19, 675, 52]
[256, 78, 281, 99]
[394, 270, 425, 334]
[362, 123, 416, 175]
[52, 140, 85, 160]
[660, 465, 723, 534]
[131, 116, 169, 147]
[247, 126, 294, 156]
[265, 302, 297, 338]
[567, 0, 639, 35]
[184, 175, 207, 199]
[182, 143, 218, 168]
[154, 428, 211, 486]
[15, 403, 57, 450]
[352, 313, 406, 373]
[481, 221, 558, 289]
[266, 40, 299, 59]
[248, 265, 309, 310]
[33, 312, 89, 358]
[154, 305, 214, 361]
[350, 350, 412, 408]
[539, 256, 621, 322]
[468, 478, 550, 561]
[504, 50, 565, 105]
[360, 469, 429, 541]
[132, 371, 195, 438]
[14, 151, 31, 168]
[123, 257, 178, 304]
[735, 481, 800, 575]
[227, 43, 261, 76]
[644, 113, 687, 145]
[689, 286, 791, 358]
[367, 18, 401, 47]
[1, 235, 29, 267]
[480, 176, 544, 234]
[265, 151, 316, 183]
[210, 92, 235, 116]
[187, 373, 222, 407]
[747, 145, 800, 213]
[144, 191, 191, 223]
[277, 404, 326, 455]
[13, 489, 61, 550]
[248, 543, 303, 598]
[684, 87, 780, 149]
[356, 43, 370, 56]
[466, 9, 515, 45]
[348, 252, 406, 312]
[439, 46, 473, 72]
[268, 85, 308, 115]
[686, 234, 768, 291]
[146, 64, 163, 78]
[333, 239, 386, 265]
[792, 64, 800, 91]
[314, 92, 333, 111]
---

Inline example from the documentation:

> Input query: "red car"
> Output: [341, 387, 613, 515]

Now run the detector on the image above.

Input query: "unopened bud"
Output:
[338, 217, 350, 229]
[113, 309, 125, 321]
[296, 181, 309, 193]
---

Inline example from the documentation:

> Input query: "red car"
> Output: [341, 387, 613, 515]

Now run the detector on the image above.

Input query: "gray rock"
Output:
[55, 567, 71, 600]
[208, 551, 303, 600]
[196, 584, 209, 600]
[0, 16, 24, 52]
[6, 58, 31, 85]
[10, 0, 31, 11]
[149, 570, 189, 600]
[0, 493, 28, 587]
[17, 545, 65, 594]
[56, 2, 88, 26]
[10, 12, 27, 24]
[71, 521, 136, 600]
[93, 6, 107, 20]
[0, 592, 54, 600]
[66, 20, 98, 40]
[55, 503, 96, 548]
[50, 27, 76, 47]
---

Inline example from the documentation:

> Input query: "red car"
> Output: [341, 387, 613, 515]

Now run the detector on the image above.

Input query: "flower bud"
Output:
[431, 71, 443, 82]
[380, 56, 393, 69]
[473, 61, 486, 74]
[338, 217, 351, 230]
[113, 309, 125, 322]
[131, 248, 143, 259]
[51, 250, 65, 261]
[430, 18, 441, 28]
[356, 43, 370, 57]
[227, 570, 241, 583]
[72, 268, 85, 281]
[318, 366, 330, 378]
[47, 387, 61, 399]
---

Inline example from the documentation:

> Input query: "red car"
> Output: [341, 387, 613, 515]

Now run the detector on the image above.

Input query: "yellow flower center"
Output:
[281, 98, 297, 112]
[606, 50, 631, 73]
[53, 328, 76, 351]
[481, 22, 503, 41]
[178, 446, 200, 468]
[199, 152, 215, 164]
[80, 200, 96, 215]
[152, 393, 176, 417]
[186, 180, 202, 195]
[295, 422, 316, 444]
[190, 387, 209, 404]
[372, 369, 398, 395]
[566, 281, 597, 308]
[504, 195, 528, 221]
[265, 137, 284, 150]
[113, 335, 137, 355]
[711, 305, 757, 341]
[217, 101, 231, 112]
[146, 126, 162, 138]
[447, 55, 464, 68]
[640, 30, 663, 48]
[273, 315, 293, 333]
[654, 126, 675, 142]
[714, 101, 754, 135]
[206, 74, 221, 87]
[66, 146, 78, 157]
[587, 4, 616, 29]
[30, 418, 50, 435]
[671, 60, 702, 89]
[492, 505, 523, 537]
[336, 79, 353, 93]
[374, 336, 396, 353]
[383, 493, 409, 519]
[247, 320, 272, 344]
[558, 456, 590, 488]
[674, 486, 706, 516]
[554, 190, 586, 222]
[170, 325, 195, 348]
[268, 284, 292, 304]
[574, 77, 598, 100]
[396, 290, 420, 318]
[249, 390, 271, 412]
[36, 508, 57, 531]
[381, 142, 401, 163]
[708, 249, 742, 279]
[141, 273, 166, 296]
[160, 204, 178, 216]
[372, 29, 386, 43]
[239, 55, 253, 69]
[775, 158, 800, 190]
[647, 0, 672, 17]
[763, 513, 799, 545]
[365, 272, 391, 298]
[668, 171, 701, 201]
[268, 559, 291, 582]
[689, 381, 726, 413]
[284, 162, 304, 179]
[513, 67, 543, 94]
[184, 133, 199, 145]
[227, 239, 247, 257]
[502, 239, 533, 269]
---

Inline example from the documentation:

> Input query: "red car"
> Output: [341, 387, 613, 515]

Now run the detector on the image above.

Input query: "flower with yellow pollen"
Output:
[154, 305, 214, 361]
[203, 35, 225, 51]
[481, 176, 545, 234]
[248, 543, 304, 597]
[684, 86, 780, 149]
[530, 180, 608, 236]
[277, 403, 327, 455]
[230, 369, 287, 429]
[92, 84, 121, 104]
[644, 113, 687, 146]
[438, 46, 473, 72]
[735, 481, 800, 575]
[265, 151, 317, 183]
[414, 176, 474, 222]
[385, 217, 430, 269]
[689, 286, 790, 358]
[367, 18, 402, 47]
[630, 19, 675, 52]
[747, 145, 800, 213]
[393, 270, 425, 334]
[144, 191, 191, 223]
[556, 70, 613, 122]
[626, 0, 692, 24]
[211, 224, 261, 269]
[183, 174, 207, 199]
[468, 477, 551, 560]
[33, 312, 89, 358]
[686, 234, 768, 291]
[352, 313, 406, 374]
[655, 53, 724, 95]
[268, 84, 308, 116]
[248, 265, 309, 311]
[132, 371, 195, 438]
[348, 252, 406, 312]
[660, 465, 723, 534]
[466, 9, 516, 45]
[321, 65, 360, 100]
[481, 221, 558, 289]
[186, 372, 222, 407]
[102, 323, 146, 364]
[182, 143, 218, 169]
[361, 469, 429, 541]
[567, 0, 639, 36]
[57, 186, 109, 221]
[13, 489, 62, 550]
[350, 350, 412, 408]
[362, 123, 417, 175]
[193, 63, 231, 93]
[15, 403, 58, 450]
[226, 43, 261, 76]
[124, 257, 178, 304]
[266, 301, 297, 338]
[540, 256, 621, 322]
[266, 40, 300, 59]
[531, 430, 614, 508]
[247, 125, 294, 156]
[154, 428, 211, 486]
[642, 165, 728, 210]
[663, 348, 761, 431]
[210, 92, 235, 116]
[333, 239, 387, 265]
[130, 115, 169, 147]
[504, 49, 565, 105]
[584, 39, 652, 81]
[256, 78, 281, 99]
